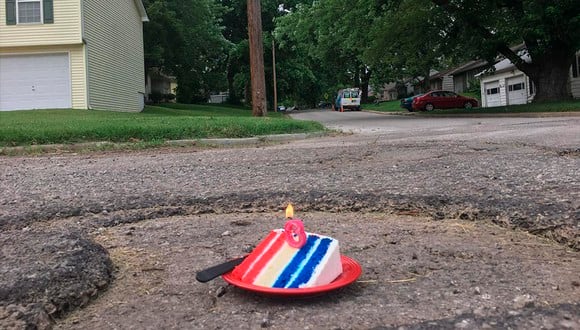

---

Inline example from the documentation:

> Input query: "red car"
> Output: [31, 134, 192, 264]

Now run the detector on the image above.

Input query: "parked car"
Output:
[333, 88, 361, 111]
[400, 94, 423, 112]
[411, 91, 478, 111]
[318, 101, 332, 108]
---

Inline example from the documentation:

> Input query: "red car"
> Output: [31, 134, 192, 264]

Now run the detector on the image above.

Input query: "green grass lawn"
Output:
[429, 99, 580, 114]
[362, 100, 405, 112]
[364, 98, 580, 114]
[0, 104, 325, 148]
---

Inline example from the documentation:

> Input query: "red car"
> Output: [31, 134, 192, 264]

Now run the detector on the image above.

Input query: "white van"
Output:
[333, 88, 361, 111]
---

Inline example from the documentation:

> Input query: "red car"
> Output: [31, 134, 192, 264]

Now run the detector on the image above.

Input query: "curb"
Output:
[0, 132, 328, 155]
[168, 132, 327, 147]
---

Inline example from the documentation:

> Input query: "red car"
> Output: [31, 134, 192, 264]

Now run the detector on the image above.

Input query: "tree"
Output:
[366, 0, 447, 92]
[274, 0, 378, 103]
[432, 0, 580, 101]
[143, 0, 230, 103]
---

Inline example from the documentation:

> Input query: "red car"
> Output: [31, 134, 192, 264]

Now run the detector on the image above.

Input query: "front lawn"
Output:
[362, 100, 405, 112]
[364, 98, 580, 114]
[429, 100, 580, 114]
[0, 104, 325, 147]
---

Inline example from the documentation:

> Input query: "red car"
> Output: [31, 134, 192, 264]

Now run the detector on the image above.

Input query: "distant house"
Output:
[379, 81, 415, 100]
[208, 92, 229, 104]
[0, 0, 149, 112]
[429, 59, 489, 93]
[477, 50, 580, 107]
[146, 67, 177, 102]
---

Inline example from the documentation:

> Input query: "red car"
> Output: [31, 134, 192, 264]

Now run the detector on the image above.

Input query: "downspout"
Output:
[80, 0, 91, 109]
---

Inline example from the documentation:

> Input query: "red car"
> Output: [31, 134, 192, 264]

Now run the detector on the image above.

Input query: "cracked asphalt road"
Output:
[1, 111, 579, 329]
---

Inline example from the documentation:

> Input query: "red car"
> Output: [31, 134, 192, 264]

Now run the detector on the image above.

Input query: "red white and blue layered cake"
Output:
[232, 221, 342, 289]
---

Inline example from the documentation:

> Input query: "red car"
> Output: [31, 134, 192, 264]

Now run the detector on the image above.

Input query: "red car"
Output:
[411, 90, 478, 111]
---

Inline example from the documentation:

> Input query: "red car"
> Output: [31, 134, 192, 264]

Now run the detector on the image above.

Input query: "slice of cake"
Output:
[232, 227, 342, 288]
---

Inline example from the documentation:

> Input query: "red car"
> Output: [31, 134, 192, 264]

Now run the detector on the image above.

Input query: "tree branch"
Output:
[431, 0, 530, 72]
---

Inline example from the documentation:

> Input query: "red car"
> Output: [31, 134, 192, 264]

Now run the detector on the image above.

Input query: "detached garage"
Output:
[477, 49, 580, 107]
[0, 53, 72, 111]
[477, 52, 536, 108]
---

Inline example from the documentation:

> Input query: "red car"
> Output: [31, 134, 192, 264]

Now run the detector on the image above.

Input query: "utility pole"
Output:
[272, 37, 277, 112]
[247, 0, 267, 116]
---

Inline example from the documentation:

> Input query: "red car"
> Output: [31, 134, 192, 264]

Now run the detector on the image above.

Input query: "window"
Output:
[5, 0, 52, 25]
[17, 0, 42, 24]
[508, 82, 525, 91]
[486, 87, 499, 95]
[573, 53, 579, 78]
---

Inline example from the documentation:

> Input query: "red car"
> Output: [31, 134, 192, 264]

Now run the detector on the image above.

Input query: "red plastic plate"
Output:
[222, 255, 362, 297]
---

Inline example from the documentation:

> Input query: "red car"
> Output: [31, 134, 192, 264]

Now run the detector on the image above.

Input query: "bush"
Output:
[149, 92, 164, 104]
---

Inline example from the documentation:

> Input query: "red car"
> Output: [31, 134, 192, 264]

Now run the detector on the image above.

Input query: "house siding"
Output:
[442, 76, 454, 91]
[0, 44, 87, 109]
[83, 0, 145, 112]
[571, 51, 580, 99]
[571, 78, 580, 99]
[0, 0, 82, 47]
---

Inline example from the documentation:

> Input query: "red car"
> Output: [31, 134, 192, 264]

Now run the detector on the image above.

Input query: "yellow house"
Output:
[0, 0, 148, 112]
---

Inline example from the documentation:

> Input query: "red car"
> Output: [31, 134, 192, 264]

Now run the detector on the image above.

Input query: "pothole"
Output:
[52, 212, 579, 329]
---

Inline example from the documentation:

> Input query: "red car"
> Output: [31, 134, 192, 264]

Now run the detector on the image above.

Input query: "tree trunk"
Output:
[422, 69, 431, 93]
[226, 59, 240, 104]
[491, 42, 575, 103]
[360, 68, 371, 103]
[247, 0, 267, 116]
[518, 49, 574, 102]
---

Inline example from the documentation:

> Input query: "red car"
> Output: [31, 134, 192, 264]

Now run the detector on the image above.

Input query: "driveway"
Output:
[1, 110, 579, 329]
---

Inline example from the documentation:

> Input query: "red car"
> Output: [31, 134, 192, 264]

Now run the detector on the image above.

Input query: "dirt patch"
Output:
[51, 212, 579, 329]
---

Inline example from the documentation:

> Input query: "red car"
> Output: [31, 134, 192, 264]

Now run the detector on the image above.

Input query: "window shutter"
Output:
[43, 0, 54, 24]
[6, 0, 16, 25]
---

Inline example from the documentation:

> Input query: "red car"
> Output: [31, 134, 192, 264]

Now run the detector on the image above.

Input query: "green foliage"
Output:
[143, 0, 231, 103]
[148, 92, 176, 104]
[143, 0, 579, 105]
[273, 0, 376, 104]
[425, 100, 580, 114]
[0, 106, 324, 147]
[363, 100, 405, 112]
[366, 0, 446, 88]
[429, 0, 580, 100]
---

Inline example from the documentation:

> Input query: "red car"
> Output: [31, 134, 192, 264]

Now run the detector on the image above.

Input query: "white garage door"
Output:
[484, 81, 501, 107]
[0, 53, 71, 111]
[507, 76, 526, 105]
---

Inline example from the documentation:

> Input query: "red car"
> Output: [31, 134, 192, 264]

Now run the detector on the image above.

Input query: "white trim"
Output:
[133, 0, 149, 22]
[80, 0, 91, 109]
[16, 0, 43, 25]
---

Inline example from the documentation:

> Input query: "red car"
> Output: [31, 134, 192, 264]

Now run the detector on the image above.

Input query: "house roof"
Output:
[430, 68, 454, 80]
[475, 51, 531, 77]
[430, 59, 489, 80]
[448, 59, 489, 75]
[134, 0, 149, 22]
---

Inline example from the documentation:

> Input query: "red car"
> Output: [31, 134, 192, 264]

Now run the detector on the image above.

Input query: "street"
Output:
[1, 110, 579, 329]
[290, 110, 580, 149]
